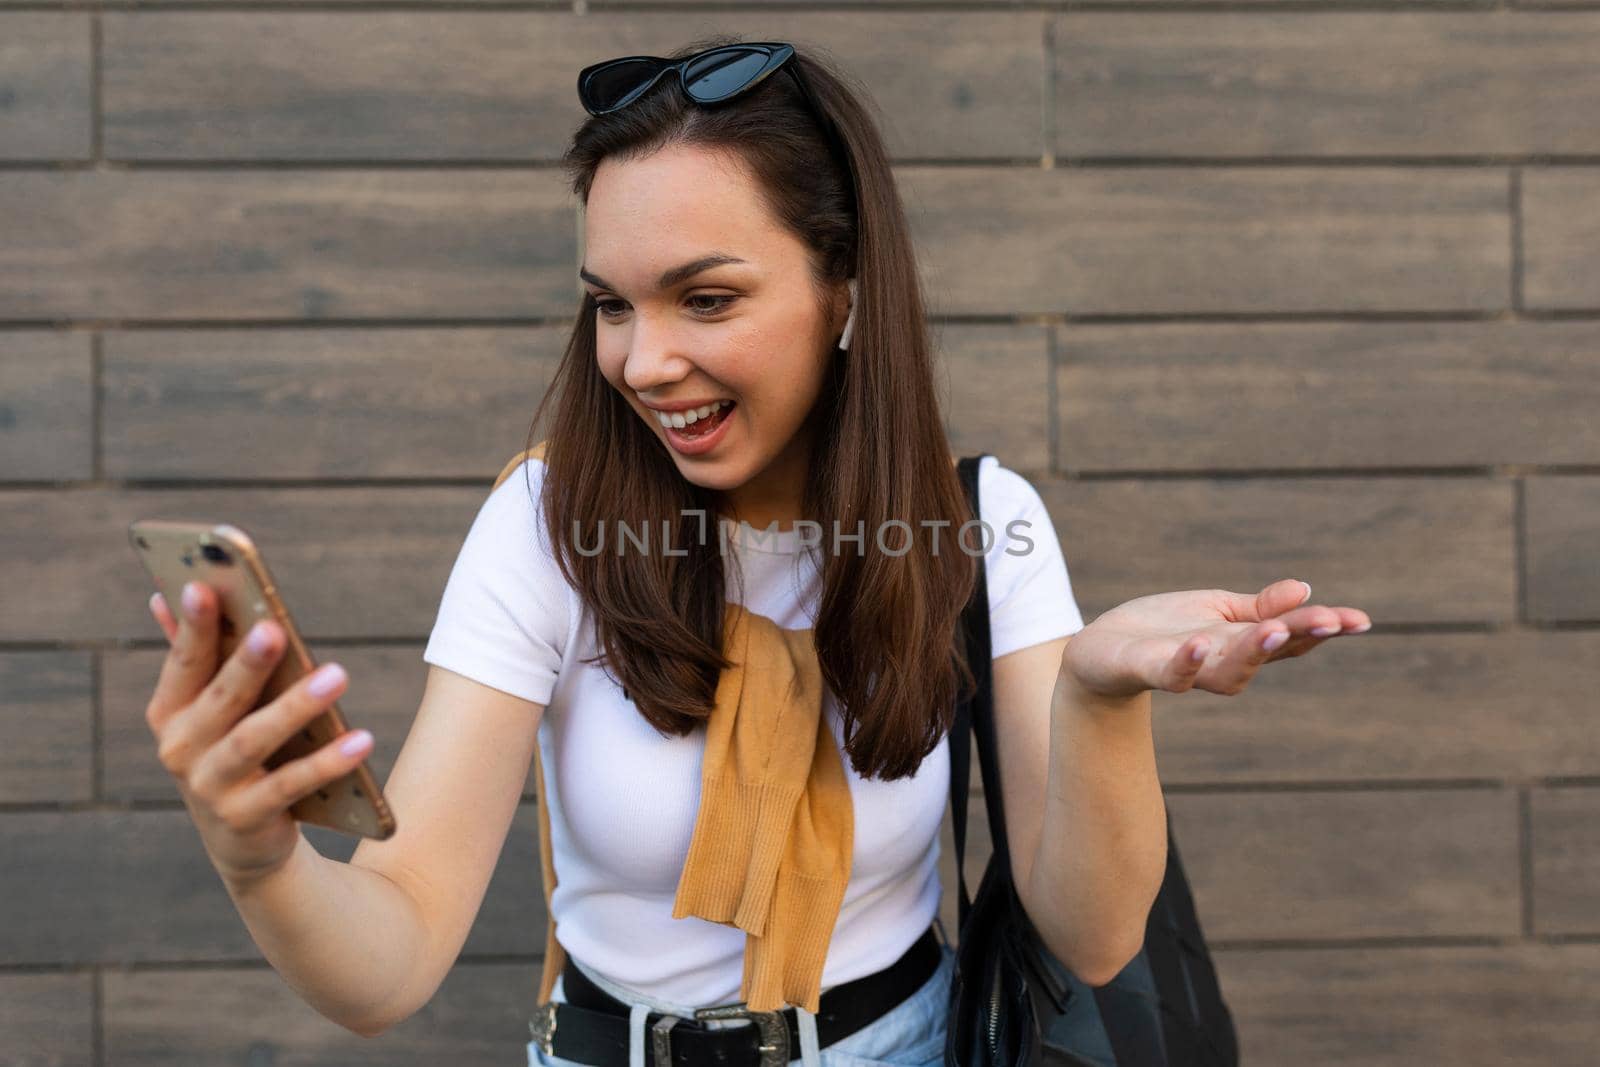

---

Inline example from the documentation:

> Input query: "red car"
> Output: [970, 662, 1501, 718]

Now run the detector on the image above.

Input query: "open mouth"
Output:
[670, 402, 735, 438]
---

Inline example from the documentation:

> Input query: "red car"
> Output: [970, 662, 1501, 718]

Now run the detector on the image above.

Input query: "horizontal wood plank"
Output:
[1531, 786, 1600, 936]
[1525, 475, 1600, 622]
[937, 323, 1052, 474]
[0, 486, 486, 641]
[103, 959, 539, 1061]
[0, 972, 94, 1067]
[1056, 13, 1600, 157]
[0, 170, 575, 321]
[1033, 476, 1515, 627]
[1217, 942, 1600, 1065]
[1168, 788, 1520, 940]
[102, 12, 1044, 162]
[1057, 320, 1600, 471]
[0, 806, 545, 965]
[1523, 167, 1600, 310]
[0, 13, 91, 161]
[1153, 631, 1600, 784]
[0, 330, 93, 481]
[102, 328, 562, 479]
[902, 167, 1509, 315]
[0, 651, 93, 804]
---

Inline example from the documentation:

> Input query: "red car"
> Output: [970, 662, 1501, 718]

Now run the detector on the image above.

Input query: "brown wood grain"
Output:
[1152, 630, 1600, 784]
[1169, 789, 1521, 941]
[901, 166, 1510, 315]
[0, 486, 487, 642]
[0, 652, 92, 804]
[0, 13, 91, 161]
[1032, 475, 1515, 626]
[0, 331, 93, 482]
[0, 973, 94, 1067]
[1217, 942, 1600, 1066]
[1525, 475, 1600, 622]
[1531, 786, 1600, 936]
[0, 170, 575, 321]
[102, 12, 1044, 162]
[1523, 167, 1600, 310]
[0, 806, 547, 965]
[938, 323, 1052, 474]
[1056, 320, 1600, 472]
[1055, 12, 1600, 157]
[102, 328, 562, 479]
[102, 960, 540, 1061]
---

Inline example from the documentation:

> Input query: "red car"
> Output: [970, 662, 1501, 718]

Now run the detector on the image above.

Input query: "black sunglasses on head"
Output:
[577, 43, 856, 208]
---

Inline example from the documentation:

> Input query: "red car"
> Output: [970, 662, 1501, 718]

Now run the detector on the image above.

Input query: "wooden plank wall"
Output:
[2, 4, 1597, 1065]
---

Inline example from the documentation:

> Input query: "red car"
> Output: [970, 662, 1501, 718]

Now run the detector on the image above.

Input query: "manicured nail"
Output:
[1298, 581, 1312, 602]
[307, 663, 347, 698]
[1262, 630, 1290, 652]
[148, 591, 164, 618]
[339, 730, 372, 757]
[1191, 641, 1208, 662]
[246, 621, 276, 657]
[181, 581, 203, 618]
[1347, 621, 1372, 634]
[1310, 625, 1339, 637]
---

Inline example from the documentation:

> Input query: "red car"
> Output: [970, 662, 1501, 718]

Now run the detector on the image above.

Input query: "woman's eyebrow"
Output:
[579, 253, 747, 293]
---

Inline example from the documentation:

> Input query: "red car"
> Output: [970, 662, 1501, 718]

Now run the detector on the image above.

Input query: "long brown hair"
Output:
[521, 33, 978, 780]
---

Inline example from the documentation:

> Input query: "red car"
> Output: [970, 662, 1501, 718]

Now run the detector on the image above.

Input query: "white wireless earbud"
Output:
[838, 277, 858, 351]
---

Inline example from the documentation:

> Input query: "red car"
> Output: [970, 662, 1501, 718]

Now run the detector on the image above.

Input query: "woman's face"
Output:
[580, 143, 848, 525]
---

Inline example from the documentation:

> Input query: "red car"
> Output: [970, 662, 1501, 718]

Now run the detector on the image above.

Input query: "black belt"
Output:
[529, 925, 941, 1067]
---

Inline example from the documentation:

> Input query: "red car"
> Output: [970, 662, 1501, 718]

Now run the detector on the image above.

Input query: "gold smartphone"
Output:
[127, 519, 398, 841]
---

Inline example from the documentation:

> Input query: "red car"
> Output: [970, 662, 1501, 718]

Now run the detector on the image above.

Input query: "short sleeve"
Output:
[978, 455, 1086, 659]
[422, 458, 571, 706]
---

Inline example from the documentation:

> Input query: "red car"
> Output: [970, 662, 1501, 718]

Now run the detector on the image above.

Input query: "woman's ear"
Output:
[837, 277, 858, 351]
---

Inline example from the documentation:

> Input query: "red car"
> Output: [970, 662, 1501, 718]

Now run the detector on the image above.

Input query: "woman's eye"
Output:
[686, 294, 737, 315]
[593, 295, 736, 319]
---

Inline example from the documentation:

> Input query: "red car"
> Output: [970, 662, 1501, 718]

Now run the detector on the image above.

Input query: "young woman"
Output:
[140, 35, 1372, 1067]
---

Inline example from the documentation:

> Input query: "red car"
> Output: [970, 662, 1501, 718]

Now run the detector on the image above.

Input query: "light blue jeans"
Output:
[527, 936, 956, 1067]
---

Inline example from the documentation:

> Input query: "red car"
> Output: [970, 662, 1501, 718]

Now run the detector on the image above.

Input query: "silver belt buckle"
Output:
[651, 1014, 684, 1064]
[693, 1002, 790, 1067]
[528, 1002, 558, 1057]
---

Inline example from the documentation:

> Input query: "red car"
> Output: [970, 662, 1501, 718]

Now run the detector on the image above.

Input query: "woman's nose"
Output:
[620, 324, 694, 394]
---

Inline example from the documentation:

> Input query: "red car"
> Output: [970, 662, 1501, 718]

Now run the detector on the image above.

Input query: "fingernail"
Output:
[1347, 621, 1372, 634]
[307, 663, 347, 698]
[1298, 581, 1312, 602]
[1310, 625, 1339, 637]
[246, 621, 276, 657]
[1262, 629, 1290, 652]
[1191, 642, 1208, 662]
[339, 730, 372, 757]
[181, 581, 203, 618]
[148, 591, 164, 618]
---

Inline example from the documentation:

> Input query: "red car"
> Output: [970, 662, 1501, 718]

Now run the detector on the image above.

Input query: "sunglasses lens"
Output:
[583, 58, 662, 112]
[682, 48, 772, 103]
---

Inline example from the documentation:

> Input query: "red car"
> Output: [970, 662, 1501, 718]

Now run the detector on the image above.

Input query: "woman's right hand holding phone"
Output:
[143, 580, 373, 889]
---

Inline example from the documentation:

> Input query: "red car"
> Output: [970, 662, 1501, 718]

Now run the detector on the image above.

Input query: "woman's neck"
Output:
[719, 424, 814, 533]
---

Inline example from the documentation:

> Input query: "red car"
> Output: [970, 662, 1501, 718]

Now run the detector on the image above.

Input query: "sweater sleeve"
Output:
[422, 458, 570, 706]
[977, 455, 1086, 659]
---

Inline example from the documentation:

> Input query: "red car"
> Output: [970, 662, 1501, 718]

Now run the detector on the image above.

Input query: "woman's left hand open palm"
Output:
[1061, 578, 1373, 701]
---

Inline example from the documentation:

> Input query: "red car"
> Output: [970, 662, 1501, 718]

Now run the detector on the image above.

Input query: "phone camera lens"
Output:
[201, 544, 234, 565]
[135, 535, 150, 550]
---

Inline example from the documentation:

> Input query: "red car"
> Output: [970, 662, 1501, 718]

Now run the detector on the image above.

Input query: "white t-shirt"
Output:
[422, 454, 1085, 1007]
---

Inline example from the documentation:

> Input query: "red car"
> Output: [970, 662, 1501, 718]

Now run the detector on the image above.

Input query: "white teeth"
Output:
[657, 399, 731, 429]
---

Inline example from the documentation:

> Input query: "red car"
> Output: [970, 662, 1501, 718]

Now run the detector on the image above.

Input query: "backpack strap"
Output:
[492, 440, 548, 492]
[950, 453, 992, 931]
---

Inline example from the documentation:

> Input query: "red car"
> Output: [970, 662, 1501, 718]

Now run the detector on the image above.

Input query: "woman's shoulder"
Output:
[491, 441, 550, 494]
[970, 453, 1046, 523]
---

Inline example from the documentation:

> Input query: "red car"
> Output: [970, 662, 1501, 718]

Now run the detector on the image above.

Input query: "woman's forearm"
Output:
[1022, 668, 1168, 986]
[218, 830, 432, 1037]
